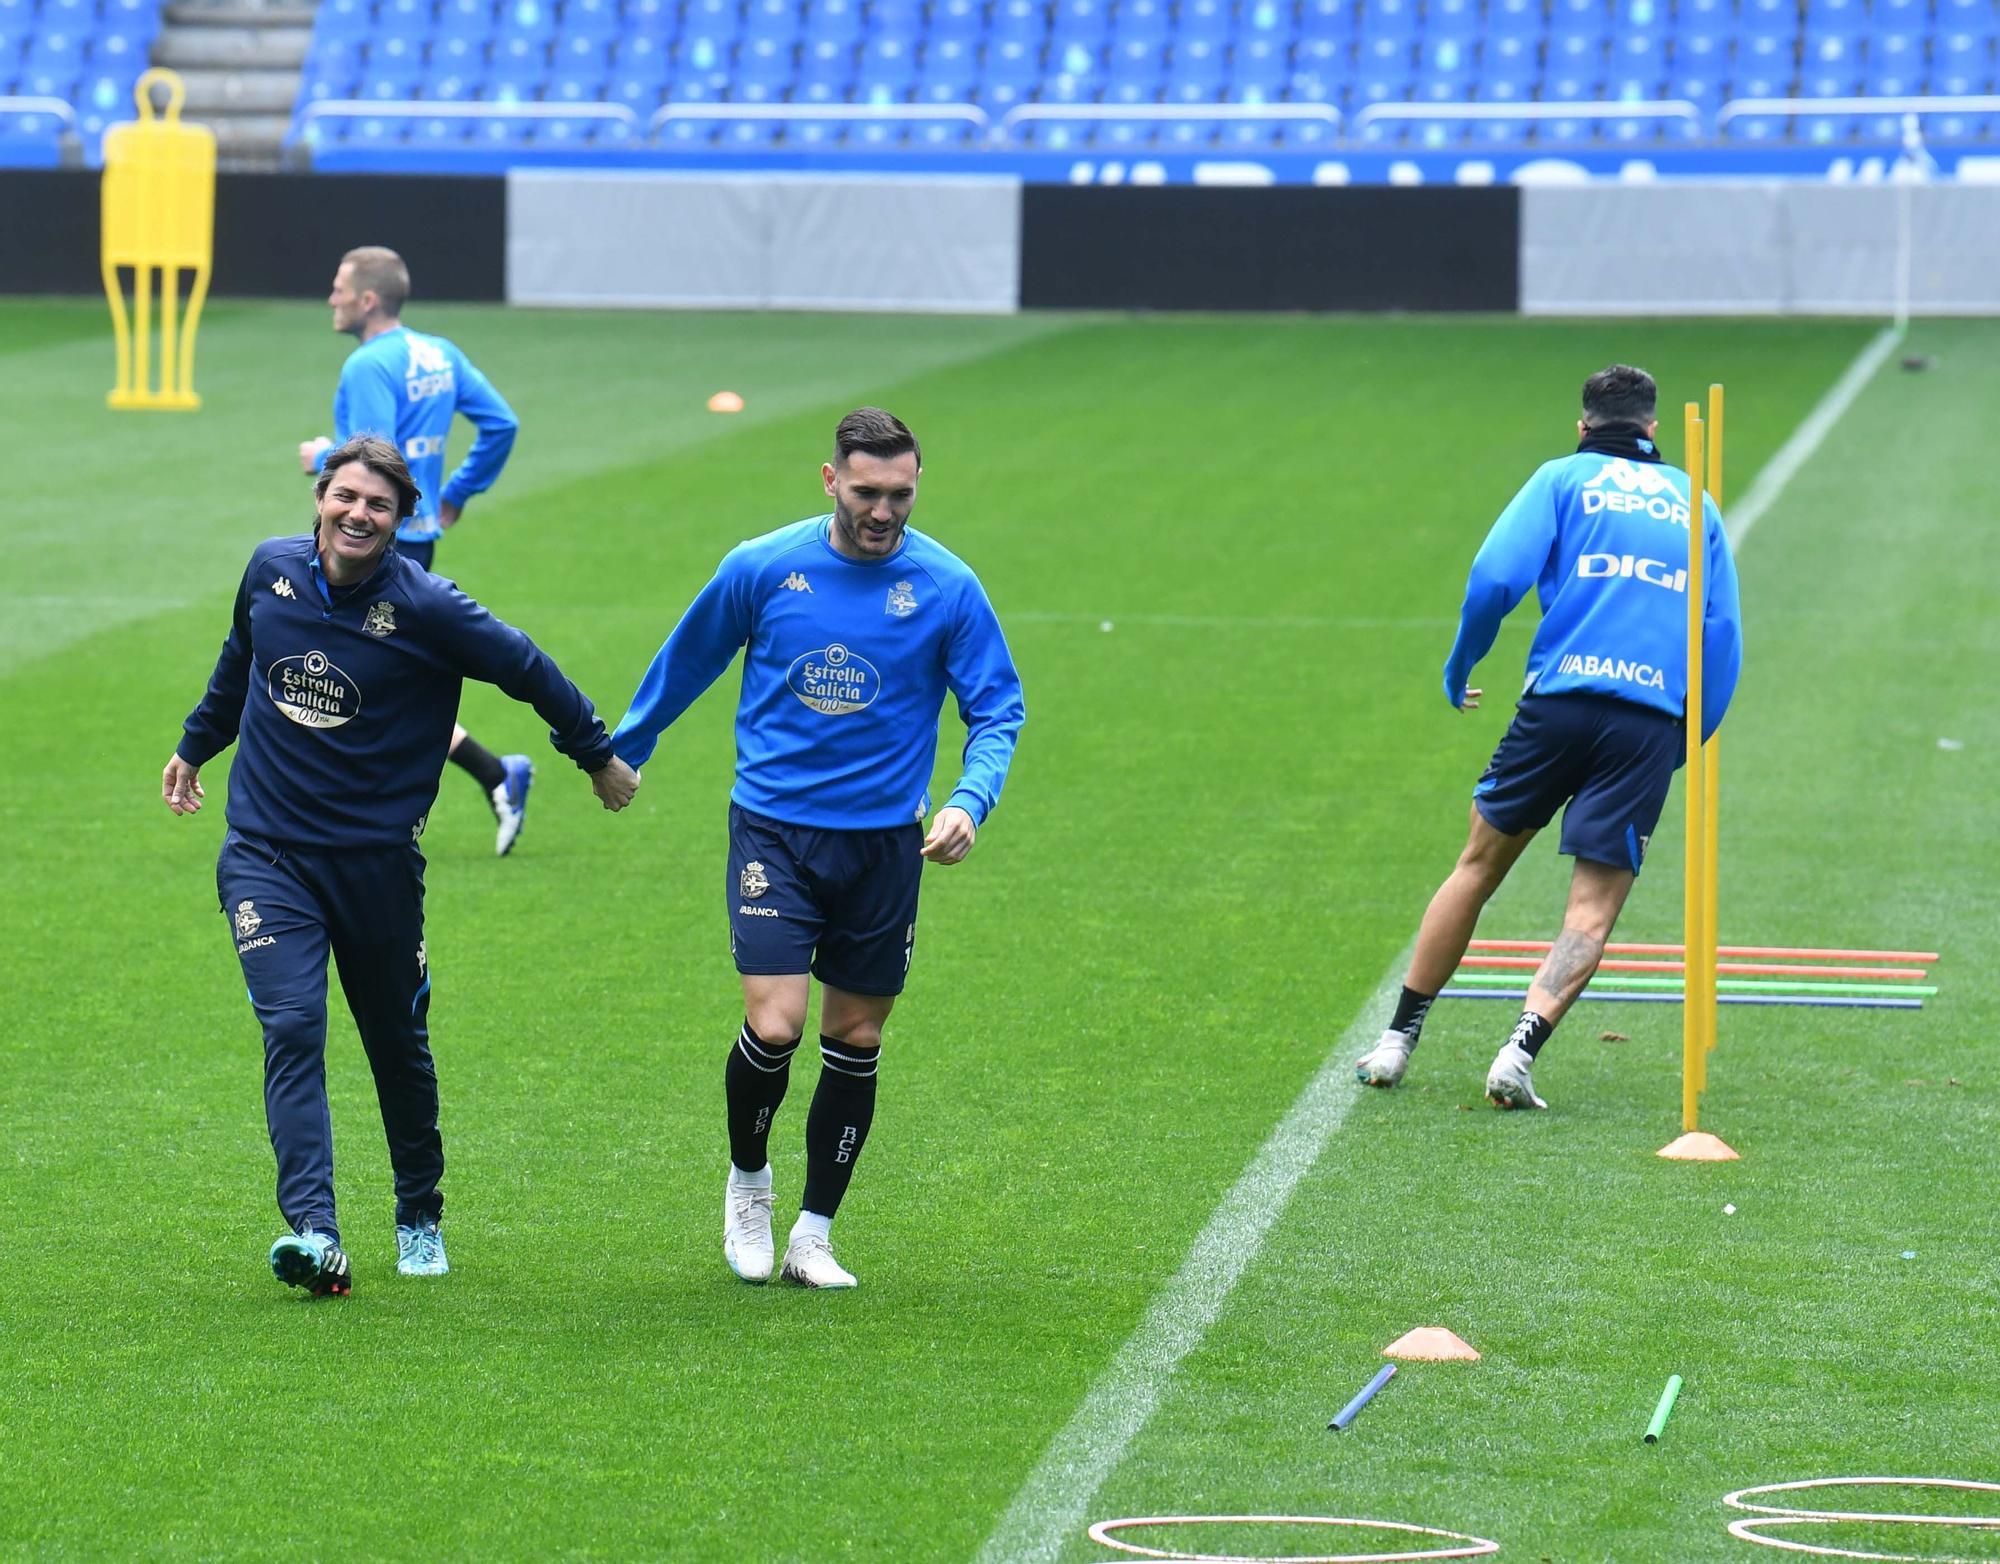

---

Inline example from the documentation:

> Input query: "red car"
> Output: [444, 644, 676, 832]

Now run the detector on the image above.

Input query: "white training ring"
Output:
[1723, 1477, 2000, 1562]
[1086, 1514, 1502, 1563]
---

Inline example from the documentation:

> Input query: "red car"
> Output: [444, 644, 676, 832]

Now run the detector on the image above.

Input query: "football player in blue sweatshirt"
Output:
[297, 246, 537, 858]
[611, 409, 1025, 1289]
[1355, 365, 1743, 1110]
[165, 435, 640, 1296]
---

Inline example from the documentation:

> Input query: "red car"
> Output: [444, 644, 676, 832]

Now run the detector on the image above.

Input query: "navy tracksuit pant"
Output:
[218, 829, 443, 1244]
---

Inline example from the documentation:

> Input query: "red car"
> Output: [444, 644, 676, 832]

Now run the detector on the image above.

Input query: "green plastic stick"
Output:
[1644, 1375, 1683, 1444]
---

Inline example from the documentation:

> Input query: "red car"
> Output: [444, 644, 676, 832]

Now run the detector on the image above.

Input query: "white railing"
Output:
[998, 101, 1342, 139]
[1353, 99, 1703, 134]
[650, 101, 990, 134]
[1716, 92, 2000, 129]
[0, 95, 81, 133]
[300, 99, 642, 133]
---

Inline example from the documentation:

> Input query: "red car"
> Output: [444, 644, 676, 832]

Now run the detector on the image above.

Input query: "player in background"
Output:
[1354, 365, 1744, 1110]
[610, 409, 1025, 1289]
[166, 435, 640, 1295]
[298, 245, 535, 856]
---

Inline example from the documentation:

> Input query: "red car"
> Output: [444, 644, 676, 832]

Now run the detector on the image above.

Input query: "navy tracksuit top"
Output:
[179, 533, 613, 849]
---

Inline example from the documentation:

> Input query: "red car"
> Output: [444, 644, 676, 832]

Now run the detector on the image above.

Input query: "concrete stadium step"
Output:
[204, 113, 294, 155]
[153, 29, 310, 69]
[172, 69, 300, 112]
[165, 0, 317, 21]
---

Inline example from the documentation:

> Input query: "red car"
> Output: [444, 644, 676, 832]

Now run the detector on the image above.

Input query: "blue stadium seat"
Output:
[1105, 35, 1164, 96]
[1550, 0, 1610, 36]
[801, 0, 862, 43]
[560, 0, 623, 36]
[794, 35, 853, 98]
[1217, 113, 1283, 145]
[1361, 0, 1421, 36]
[1483, 29, 1539, 74]
[607, 65, 666, 110]
[1480, 71, 1534, 99]
[549, 63, 608, 99]
[1231, 33, 1288, 92]
[989, 0, 1048, 42]
[623, 0, 675, 26]
[735, 31, 794, 93]
[1738, 0, 1796, 33]
[483, 58, 544, 96]
[1872, 0, 1928, 24]
[496, 0, 558, 36]
[1114, 0, 1173, 44]
[412, 112, 471, 144]
[1276, 112, 1337, 145]
[855, 31, 918, 95]
[1176, 0, 1234, 42]
[718, 115, 782, 145]
[612, 31, 666, 69]
[865, 0, 927, 43]
[842, 114, 910, 146]
[554, 32, 611, 72]
[1297, 0, 1357, 39]
[1239, 0, 1291, 35]
[909, 114, 973, 144]
[929, 0, 985, 41]
[1937, 0, 2000, 33]
[979, 36, 1042, 103]
[1050, 0, 1113, 47]
[743, 0, 799, 38]
[1427, 0, 1482, 42]
[1164, 33, 1226, 96]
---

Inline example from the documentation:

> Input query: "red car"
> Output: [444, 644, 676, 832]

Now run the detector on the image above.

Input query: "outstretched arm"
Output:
[609, 555, 755, 770]
[1442, 465, 1560, 710]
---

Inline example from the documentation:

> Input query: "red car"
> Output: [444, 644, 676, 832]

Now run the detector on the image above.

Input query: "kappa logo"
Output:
[272, 577, 296, 599]
[885, 580, 918, 618]
[364, 601, 397, 638]
[234, 900, 262, 938]
[781, 572, 813, 593]
[416, 939, 427, 977]
[412, 813, 427, 841]
[1580, 459, 1692, 526]
[740, 861, 770, 900]
[404, 337, 454, 400]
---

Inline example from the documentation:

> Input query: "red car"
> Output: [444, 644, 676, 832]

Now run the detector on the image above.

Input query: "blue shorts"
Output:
[726, 803, 923, 997]
[1473, 693, 1683, 873]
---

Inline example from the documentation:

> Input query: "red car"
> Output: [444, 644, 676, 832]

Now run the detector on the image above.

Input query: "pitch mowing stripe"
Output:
[972, 948, 1410, 1564]
[1724, 323, 1904, 549]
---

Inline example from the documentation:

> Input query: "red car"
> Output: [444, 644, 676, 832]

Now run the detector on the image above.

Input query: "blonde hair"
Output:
[341, 246, 410, 317]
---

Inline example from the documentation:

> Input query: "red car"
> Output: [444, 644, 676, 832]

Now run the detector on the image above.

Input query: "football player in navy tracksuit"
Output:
[610, 409, 1025, 1290]
[1355, 364, 1744, 1110]
[165, 434, 641, 1296]
[298, 245, 539, 858]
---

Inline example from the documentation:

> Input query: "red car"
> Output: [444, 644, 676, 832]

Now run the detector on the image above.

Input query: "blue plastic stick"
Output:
[1328, 1364, 1396, 1431]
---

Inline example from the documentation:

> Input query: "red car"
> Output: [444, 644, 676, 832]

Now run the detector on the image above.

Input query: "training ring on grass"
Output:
[1086, 1514, 1501, 1562]
[1724, 1477, 2000, 1561]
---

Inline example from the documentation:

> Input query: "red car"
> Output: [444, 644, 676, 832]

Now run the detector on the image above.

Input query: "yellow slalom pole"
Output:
[1681, 403, 1707, 1133]
[1702, 384, 1725, 1065]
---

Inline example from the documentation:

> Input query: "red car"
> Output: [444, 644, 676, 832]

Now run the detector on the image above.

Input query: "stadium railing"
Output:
[996, 102, 1343, 139]
[298, 99, 642, 137]
[1351, 100, 1704, 138]
[0, 95, 84, 165]
[648, 101, 992, 135]
[1714, 93, 2000, 132]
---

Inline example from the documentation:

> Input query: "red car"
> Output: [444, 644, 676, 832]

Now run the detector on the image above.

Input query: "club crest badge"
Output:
[364, 601, 397, 638]
[234, 900, 262, 938]
[885, 581, 918, 618]
[740, 861, 770, 900]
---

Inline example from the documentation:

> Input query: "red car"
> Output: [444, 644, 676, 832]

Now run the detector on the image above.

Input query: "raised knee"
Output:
[826, 1021, 883, 1052]
[746, 1004, 806, 1046]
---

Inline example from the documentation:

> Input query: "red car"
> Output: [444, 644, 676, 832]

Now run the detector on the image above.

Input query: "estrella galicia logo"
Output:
[267, 650, 362, 729]
[885, 580, 918, 618]
[740, 861, 770, 900]
[786, 643, 880, 716]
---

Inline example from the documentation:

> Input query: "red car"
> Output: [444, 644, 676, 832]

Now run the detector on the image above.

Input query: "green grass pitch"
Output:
[1, 298, 1995, 1562]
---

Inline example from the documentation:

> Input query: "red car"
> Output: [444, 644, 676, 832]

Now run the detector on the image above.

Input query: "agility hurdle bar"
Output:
[1451, 973, 1938, 997]
[1439, 989, 1922, 1011]
[1459, 956, 1927, 981]
[1469, 940, 1939, 964]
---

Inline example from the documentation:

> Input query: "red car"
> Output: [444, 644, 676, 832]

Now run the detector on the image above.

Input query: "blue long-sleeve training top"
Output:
[313, 325, 518, 545]
[178, 535, 613, 849]
[611, 517, 1025, 831]
[1442, 443, 1743, 742]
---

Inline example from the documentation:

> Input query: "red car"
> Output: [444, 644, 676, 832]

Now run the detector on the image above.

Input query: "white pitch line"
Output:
[972, 948, 1412, 1564]
[1724, 323, 1904, 549]
[1009, 612, 1458, 632]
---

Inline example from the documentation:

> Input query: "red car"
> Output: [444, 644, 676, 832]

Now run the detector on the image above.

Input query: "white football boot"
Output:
[1354, 1030, 1415, 1088]
[723, 1167, 775, 1283]
[1485, 1040, 1549, 1110]
[780, 1232, 856, 1290]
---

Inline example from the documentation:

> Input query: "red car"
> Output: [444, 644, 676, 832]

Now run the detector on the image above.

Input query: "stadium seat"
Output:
[1176, 0, 1235, 45]
[1298, 0, 1358, 38]
[1428, 0, 1483, 43]
[989, 0, 1048, 43]
[743, 0, 800, 39]
[1114, 0, 1174, 44]
[979, 36, 1042, 104]
[1231, 33, 1288, 92]
[1163, 34, 1226, 97]
[929, 0, 985, 41]
[794, 36, 854, 98]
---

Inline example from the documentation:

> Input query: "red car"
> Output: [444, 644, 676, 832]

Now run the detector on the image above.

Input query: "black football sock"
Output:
[1388, 985, 1436, 1042]
[1506, 1009, 1557, 1059]
[450, 735, 506, 792]
[801, 1037, 879, 1219]
[726, 1021, 800, 1173]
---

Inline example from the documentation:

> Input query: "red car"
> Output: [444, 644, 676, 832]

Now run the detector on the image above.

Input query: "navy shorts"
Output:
[726, 804, 924, 997]
[1473, 693, 1683, 873]
[398, 539, 436, 571]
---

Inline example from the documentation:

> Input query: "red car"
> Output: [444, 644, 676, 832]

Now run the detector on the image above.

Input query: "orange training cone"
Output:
[707, 390, 744, 413]
[1658, 1132, 1739, 1161]
[1383, 1327, 1481, 1361]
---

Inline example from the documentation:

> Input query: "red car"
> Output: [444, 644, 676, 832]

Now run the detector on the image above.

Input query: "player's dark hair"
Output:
[1581, 364, 1657, 428]
[313, 433, 421, 523]
[341, 245, 410, 317]
[833, 407, 921, 471]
